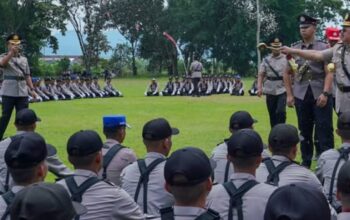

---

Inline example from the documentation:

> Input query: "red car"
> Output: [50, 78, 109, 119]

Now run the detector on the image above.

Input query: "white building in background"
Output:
[40, 55, 82, 64]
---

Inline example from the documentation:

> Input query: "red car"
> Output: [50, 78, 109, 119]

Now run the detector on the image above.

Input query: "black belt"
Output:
[267, 76, 283, 81]
[338, 84, 350, 93]
[4, 75, 25, 81]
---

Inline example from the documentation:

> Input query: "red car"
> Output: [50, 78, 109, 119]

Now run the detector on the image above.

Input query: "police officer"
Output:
[10, 183, 87, 220]
[258, 38, 287, 128]
[0, 109, 73, 193]
[325, 27, 341, 111]
[256, 124, 323, 192]
[99, 115, 137, 186]
[0, 34, 36, 139]
[57, 130, 144, 219]
[336, 161, 350, 219]
[121, 118, 179, 217]
[283, 14, 334, 168]
[159, 147, 220, 220]
[210, 111, 270, 184]
[145, 78, 160, 96]
[161, 77, 175, 96]
[264, 183, 331, 220]
[0, 132, 52, 220]
[281, 13, 350, 116]
[316, 111, 350, 212]
[189, 55, 203, 97]
[207, 129, 276, 220]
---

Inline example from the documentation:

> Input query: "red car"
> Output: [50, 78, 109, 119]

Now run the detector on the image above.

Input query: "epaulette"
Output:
[103, 179, 116, 186]
[315, 39, 328, 45]
[336, 41, 344, 45]
[291, 40, 302, 47]
[216, 138, 230, 146]
[216, 141, 224, 146]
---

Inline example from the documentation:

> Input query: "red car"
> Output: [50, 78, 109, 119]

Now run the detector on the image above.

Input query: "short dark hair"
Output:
[231, 156, 259, 169]
[168, 174, 207, 205]
[68, 152, 99, 168]
[103, 126, 125, 138]
[143, 138, 165, 148]
[9, 165, 40, 185]
[270, 147, 293, 157]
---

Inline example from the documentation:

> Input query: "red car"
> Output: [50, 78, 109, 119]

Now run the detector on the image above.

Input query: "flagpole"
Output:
[257, 0, 261, 69]
[163, 32, 188, 75]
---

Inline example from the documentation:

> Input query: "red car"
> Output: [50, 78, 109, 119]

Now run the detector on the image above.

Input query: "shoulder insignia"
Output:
[291, 41, 302, 47]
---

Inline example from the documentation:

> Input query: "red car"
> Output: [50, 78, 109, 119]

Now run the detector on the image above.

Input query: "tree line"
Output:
[0, 0, 347, 76]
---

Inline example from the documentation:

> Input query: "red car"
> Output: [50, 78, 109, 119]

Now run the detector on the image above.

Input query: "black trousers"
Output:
[192, 78, 201, 96]
[266, 93, 287, 128]
[295, 87, 334, 168]
[0, 96, 28, 139]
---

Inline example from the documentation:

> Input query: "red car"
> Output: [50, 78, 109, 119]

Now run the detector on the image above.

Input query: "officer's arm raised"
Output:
[0, 50, 15, 67]
[281, 46, 324, 62]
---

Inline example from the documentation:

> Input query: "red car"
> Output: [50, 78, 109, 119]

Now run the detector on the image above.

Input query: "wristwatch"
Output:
[322, 91, 330, 97]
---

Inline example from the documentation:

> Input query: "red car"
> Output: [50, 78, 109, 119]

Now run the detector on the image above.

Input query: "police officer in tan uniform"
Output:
[316, 111, 350, 212]
[336, 161, 350, 219]
[98, 115, 137, 186]
[282, 14, 350, 116]
[0, 34, 36, 139]
[283, 14, 334, 168]
[258, 38, 287, 128]
[190, 55, 203, 97]
[207, 129, 276, 220]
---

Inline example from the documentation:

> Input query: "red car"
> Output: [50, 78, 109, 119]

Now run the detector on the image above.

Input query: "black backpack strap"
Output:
[65, 176, 100, 220]
[160, 207, 174, 220]
[1, 190, 15, 220]
[196, 209, 221, 220]
[102, 144, 124, 179]
[65, 176, 100, 203]
[134, 158, 165, 213]
[223, 180, 259, 220]
[3, 171, 10, 193]
[224, 161, 231, 183]
[328, 148, 350, 205]
[263, 158, 292, 186]
[264, 58, 280, 78]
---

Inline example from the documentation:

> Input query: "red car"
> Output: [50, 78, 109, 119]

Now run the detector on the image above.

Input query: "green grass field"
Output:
[3, 78, 341, 180]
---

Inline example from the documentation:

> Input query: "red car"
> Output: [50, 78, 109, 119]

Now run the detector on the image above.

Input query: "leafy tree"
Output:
[110, 43, 132, 75]
[56, 57, 71, 73]
[0, 0, 67, 74]
[60, 0, 111, 71]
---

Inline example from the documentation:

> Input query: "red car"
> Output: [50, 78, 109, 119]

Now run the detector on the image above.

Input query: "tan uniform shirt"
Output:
[57, 169, 144, 220]
[190, 61, 203, 78]
[206, 173, 276, 220]
[98, 139, 137, 186]
[259, 54, 287, 95]
[0, 54, 30, 97]
[289, 40, 328, 100]
[256, 155, 323, 192]
[0, 185, 25, 220]
[315, 143, 350, 209]
[322, 43, 350, 113]
[121, 152, 175, 217]
[211, 141, 270, 184]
